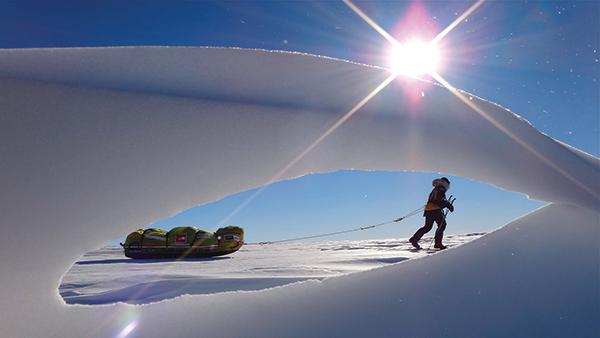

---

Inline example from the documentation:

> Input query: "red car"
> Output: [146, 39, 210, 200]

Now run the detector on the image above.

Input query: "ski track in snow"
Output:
[60, 234, 483, 305]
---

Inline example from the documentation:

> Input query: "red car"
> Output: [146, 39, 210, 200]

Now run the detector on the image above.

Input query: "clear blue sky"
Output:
[3, 1, 595, 242]
[150, 171, 543, 242]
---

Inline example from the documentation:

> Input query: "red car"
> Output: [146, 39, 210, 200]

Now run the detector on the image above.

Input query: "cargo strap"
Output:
[257, 205, 425, 245]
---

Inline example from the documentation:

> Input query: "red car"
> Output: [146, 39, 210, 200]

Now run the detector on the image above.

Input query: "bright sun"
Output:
[389, 40, 439, 77]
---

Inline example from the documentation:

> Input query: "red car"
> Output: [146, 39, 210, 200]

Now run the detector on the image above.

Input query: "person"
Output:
[409, 177, 454, 250]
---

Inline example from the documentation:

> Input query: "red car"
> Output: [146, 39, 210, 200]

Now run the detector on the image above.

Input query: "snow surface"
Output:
[60, 234, 483, 305]
[0, 47, 598, 337]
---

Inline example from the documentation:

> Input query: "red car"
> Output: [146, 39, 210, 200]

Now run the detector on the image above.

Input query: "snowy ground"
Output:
[60, 234, 483, 305]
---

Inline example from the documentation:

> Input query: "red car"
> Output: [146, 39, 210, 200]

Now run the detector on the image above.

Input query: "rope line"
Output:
[256, 205, 425, 245]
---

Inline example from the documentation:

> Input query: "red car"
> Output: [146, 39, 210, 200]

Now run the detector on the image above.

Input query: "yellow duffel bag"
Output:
[167, 226, 198, 246]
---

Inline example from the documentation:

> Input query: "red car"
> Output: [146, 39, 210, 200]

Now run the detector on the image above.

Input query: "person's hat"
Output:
[432, 177, 450, 191]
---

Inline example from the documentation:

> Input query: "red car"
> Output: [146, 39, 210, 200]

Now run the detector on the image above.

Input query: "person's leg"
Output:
[434, 210, 447, 247]
[411, 213, 435, 242]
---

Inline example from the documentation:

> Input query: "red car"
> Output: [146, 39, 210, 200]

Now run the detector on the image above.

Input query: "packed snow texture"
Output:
[60, 234, 483, 305]
[0, 47, 598, 337]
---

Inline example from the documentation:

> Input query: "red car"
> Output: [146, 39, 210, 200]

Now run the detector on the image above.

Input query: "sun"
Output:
[389, 39, 440, 77]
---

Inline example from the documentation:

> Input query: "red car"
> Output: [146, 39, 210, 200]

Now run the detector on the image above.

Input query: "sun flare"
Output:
[389, 40, 439, 77]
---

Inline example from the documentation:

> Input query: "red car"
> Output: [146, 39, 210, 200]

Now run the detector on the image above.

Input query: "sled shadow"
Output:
[76, 256, 231, 265]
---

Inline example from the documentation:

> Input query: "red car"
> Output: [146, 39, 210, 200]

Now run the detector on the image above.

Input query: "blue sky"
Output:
[150, 171, 543, 242]
[2, 1, 596, 242]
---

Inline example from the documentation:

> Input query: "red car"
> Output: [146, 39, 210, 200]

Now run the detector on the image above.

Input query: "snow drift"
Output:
[0, 47, 598, 337]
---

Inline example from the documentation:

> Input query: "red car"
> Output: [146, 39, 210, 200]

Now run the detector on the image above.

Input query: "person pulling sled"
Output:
[409, 177, 454, 250]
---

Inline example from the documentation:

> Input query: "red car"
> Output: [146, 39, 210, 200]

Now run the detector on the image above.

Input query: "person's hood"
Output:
[432, 178, 450, 191]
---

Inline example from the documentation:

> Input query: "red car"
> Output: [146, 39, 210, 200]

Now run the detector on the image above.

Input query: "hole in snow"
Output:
[59, 171, 543, 305]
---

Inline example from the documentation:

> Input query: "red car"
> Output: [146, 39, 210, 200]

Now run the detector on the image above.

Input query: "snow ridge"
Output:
[0, 47, 598, 337]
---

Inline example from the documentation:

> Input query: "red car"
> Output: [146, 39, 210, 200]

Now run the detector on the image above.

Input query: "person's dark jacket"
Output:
[424, 186, 453, 212]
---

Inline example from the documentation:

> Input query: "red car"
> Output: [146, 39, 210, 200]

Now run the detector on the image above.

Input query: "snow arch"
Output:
[0, 48, 598, 337]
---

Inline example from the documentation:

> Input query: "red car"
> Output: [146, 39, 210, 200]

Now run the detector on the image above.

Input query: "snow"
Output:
[0, 47, 598, 337]
[60, 234, 483, 305]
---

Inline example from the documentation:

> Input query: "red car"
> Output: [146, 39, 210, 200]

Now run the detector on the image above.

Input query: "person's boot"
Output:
[409, 237, 421, 249]
[434, 243, 447, 250]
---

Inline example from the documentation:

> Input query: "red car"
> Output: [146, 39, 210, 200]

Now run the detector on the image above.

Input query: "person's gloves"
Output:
[447, 204, 454, 212]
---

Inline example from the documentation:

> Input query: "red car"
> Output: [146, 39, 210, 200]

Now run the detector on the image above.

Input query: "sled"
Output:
[120, 226, 244, 259]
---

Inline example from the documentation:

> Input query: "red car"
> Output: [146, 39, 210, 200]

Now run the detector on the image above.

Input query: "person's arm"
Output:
[440, 189, 454, 212]
[431, 187, 453, 210]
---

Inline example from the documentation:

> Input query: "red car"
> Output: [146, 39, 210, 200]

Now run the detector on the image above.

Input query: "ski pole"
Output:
[444, 196, 456, 218]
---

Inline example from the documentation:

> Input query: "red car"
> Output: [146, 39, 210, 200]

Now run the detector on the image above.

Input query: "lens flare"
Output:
[390, 40, 439, 76]
[117, 321, 137, 338]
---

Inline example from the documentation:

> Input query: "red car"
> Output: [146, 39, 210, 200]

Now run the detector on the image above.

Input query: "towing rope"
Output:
[256, 205, 425, 245]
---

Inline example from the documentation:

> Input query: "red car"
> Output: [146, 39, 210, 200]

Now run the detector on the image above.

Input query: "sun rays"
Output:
[431, 0, 486, 44]
[215, 72, 398, 228]
[214, 0, 595, 236]
[345, 0, 594, 200]
[214, 0, 488, 227]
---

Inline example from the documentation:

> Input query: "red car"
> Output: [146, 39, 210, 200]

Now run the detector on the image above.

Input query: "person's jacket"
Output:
[424, 186, 452, 211]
